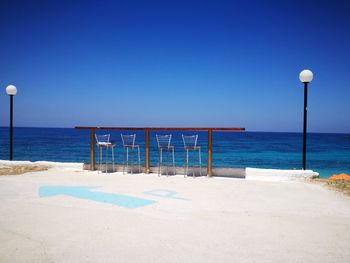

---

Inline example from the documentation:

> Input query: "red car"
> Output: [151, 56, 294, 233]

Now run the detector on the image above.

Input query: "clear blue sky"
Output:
[0, 0, 349, 132]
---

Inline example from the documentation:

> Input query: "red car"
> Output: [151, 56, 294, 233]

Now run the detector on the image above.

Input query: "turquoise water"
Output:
[1, 127, 349, 178]
[39, 186, 156, 208]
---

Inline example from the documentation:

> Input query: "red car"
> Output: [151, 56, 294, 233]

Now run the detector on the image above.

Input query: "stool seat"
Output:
[95, 134, 115, 173]
[156, 134, 175, 176]
[184, 146, 200, 150]
[182, 134, 202, 177]
[159, 145, 175, 148]
[121, 134, 141, 174]
[98, 142, 115, 147]
[123, 144, 140, 148]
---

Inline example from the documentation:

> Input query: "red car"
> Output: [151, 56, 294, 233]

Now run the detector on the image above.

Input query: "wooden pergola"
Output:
[75, 127, 245, 176]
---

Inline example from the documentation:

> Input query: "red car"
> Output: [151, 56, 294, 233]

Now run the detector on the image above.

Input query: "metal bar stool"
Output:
[156, 134, 175, 176]
[121, 134, 141, 174]
[182, 134, 202, 177]
[95, 134, 115, 173]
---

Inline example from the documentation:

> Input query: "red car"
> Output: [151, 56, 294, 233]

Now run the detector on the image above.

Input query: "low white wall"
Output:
[0, 160, 83, 170]
[246, 167, 319, 181]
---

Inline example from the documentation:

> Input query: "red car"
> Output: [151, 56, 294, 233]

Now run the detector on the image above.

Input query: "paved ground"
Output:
[1, 168, 350, 263]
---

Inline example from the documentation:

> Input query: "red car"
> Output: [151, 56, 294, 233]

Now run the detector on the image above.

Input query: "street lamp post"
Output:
[299, 70, 313, 170]
[6, 85, 17, 160]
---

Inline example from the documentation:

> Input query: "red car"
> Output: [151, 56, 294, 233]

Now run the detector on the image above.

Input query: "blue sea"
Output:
[0, 127, 349, 178]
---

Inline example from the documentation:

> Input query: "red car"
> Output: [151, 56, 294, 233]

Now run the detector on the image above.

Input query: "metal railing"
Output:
[75, 127, 245, 176]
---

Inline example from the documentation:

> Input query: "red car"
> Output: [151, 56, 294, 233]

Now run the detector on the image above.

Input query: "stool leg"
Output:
[126, 147, 129, 173]
[137, 146, 141, 173]
[112, 146, 115, 172]
[158, 149, 161, 176]
[98, 146, 100, 173]
[183, 150, 186, 177]
[123, 147, 126, 174]
[122, 148, 125, 174]
[101, 147, 104, 173]
[172, 147, 175, 175]
[199, 148, 202, 176]
[185, 149, 189, 177]
[160, 148, 163, 176]
[105, 147, 108, 173]
[131, 147, 135, 173]
[100, 146, 103, 173]
[165, 148, 168, 177]
[192, 150, 195, 178]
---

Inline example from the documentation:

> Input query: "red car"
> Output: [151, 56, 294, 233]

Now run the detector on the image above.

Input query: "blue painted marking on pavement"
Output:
[143, 189, 189, 201]
[39, 186, 156, 208]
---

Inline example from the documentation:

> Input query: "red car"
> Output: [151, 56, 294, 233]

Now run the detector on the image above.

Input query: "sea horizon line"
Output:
[0, 126, 349, 135]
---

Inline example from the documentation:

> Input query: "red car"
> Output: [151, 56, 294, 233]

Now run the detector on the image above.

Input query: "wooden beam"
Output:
[207, 129, 213, 176]
[75, 126, 246, 174]
[90, 129, 95, 171]
[145, 129, 150, 173]
[75, 126, 245, 131]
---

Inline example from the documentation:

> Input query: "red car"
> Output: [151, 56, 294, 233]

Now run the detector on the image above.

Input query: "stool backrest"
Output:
[121, 134, 136, 147]
[95, 134, 110, 146]
[156, 134, 172, 148]
[182, 134, 198, 148]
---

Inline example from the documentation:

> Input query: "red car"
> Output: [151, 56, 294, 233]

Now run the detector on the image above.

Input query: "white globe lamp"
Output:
[299, 69, 313, 83]
[6, 85, 17, 96]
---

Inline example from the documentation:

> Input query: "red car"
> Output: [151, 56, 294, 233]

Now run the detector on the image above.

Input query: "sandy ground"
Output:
[0, 165, 49, 175]
[0, 167, 349, 263]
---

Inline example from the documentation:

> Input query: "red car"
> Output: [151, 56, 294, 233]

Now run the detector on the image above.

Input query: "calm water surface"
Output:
[0, 127, 349, 178]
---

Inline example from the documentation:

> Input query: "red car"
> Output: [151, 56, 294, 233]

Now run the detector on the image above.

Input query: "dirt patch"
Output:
[311, 178, 350, 197]
[326, 179, 350, 196]
[0, 165, 49, 176]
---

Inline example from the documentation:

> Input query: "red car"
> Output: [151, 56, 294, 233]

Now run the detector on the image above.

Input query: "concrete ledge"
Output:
[83, 164, 246, 178]
[0, 160, 83, 169]
[246, 167, 319, 181]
